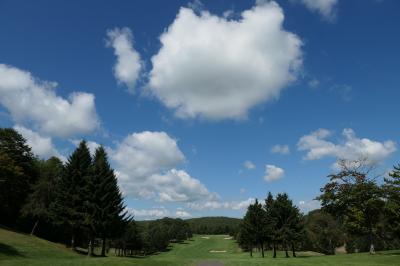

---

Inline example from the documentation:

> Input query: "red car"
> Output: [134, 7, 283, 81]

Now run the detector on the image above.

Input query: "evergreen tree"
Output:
[264, 192, 278, 258]
[274, 193, 298, 258]
[240, 199, 267, 257]
[53, 140, 92, 250]
[21, 157, 64, 235]
[384, 164, 400, 238]
[89, 146, 129, 256]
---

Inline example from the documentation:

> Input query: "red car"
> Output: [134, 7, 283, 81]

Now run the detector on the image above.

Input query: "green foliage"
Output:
[384, 164, 400, 238]
[0, 128, 38, 226]
[52, 141, 92, 248]
[303, 210, 345, 255]
[186, 217, 241, 235]
[318, 159, 385, 253]
[238, 193, 304, 258]
[21, 157, 64, 234]
[86, 146, 129, 255]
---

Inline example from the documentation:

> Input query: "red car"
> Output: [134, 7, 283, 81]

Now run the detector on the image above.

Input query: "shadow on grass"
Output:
[0, 242, 24, 257]
[376, 251, 400, 256]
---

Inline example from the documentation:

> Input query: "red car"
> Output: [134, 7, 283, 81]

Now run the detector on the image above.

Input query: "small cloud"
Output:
[106, 27, 142, 92]
[264, 164, 285, 182]
[187, 198, 255, 211]
[295, 0, 338, 21]
[243, 160, 256, 170]
[271, 144, 290, 155]
[308, 78, 320, 88]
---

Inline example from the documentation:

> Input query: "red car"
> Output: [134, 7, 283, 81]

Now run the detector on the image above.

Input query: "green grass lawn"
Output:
[1, 228, 399, 266]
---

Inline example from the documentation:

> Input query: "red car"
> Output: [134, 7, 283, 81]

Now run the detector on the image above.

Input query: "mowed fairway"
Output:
[1, 228, 400, 266]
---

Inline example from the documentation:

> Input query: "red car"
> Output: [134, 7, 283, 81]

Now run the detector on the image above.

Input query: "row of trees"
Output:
[0, 128, 128, 256]
[237, 159, 400, 258]
[0, 127, 195, 257]
[238, 193, 303, 258]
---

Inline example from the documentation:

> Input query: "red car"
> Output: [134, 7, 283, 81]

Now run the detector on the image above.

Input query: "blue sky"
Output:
[0, 0, 399, 219]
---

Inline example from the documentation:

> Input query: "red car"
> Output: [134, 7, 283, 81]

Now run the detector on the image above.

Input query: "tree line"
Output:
[1, 127, 400, 257]
[237, 193, 303, 258]
[237, 159, 400, 257]
[0, 127, 194, 256]
[0, 128, 128, 256]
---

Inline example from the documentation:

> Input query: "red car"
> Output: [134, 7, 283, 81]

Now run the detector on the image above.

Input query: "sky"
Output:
[0, 0, 399, 220]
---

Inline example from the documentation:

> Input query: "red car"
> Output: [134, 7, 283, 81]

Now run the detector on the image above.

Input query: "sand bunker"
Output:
[201, 236, 210, 239]
[223, 237, 232, 240]
[209, 250, 227, 253]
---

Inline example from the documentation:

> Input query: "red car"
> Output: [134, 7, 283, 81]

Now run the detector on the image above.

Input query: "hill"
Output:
[1, 227, 400, 266]
[186, 216, 242, 234]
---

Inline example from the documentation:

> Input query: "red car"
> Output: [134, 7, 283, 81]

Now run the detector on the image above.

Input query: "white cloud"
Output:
[148, 1, 302, 120]
[106, 27, 142, 91]
[187, 198, 255, 211]
[127, 207, 170, 220]
[264, 164, 285, 182]
[14, 125, 66, 161]
[298, 128, 397, 165]
[271, 144, 290, 155]
[0, 64, 100, 137]
[297, 0, 338, 20]
[298, 199, 321, 213]
[175, 209, 192, 218]
[127, 207, 192, 220]
[243, 160, 256, 170]
[109, 131, 215, 202]
[151, 169, 212, 202]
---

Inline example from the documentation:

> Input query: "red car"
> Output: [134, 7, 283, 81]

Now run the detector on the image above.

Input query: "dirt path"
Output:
[197, 261, 224, 266]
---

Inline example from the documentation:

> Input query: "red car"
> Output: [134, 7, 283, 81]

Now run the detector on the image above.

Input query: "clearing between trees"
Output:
[1, 228, 399, 266]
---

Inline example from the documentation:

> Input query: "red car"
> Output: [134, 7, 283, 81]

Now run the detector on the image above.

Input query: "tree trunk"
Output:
[101, 235, 106, 257]
[250, 243, 253, 257]
[30, 220, 39, 236]
[285, 242, 289, 258]
[292, 242, 296, 257]
[369, 231, 375, 254]
[88, 239, 92, 256]
[273, 242, 276, 258]
[261, 242, 265, 258]
[71, 234, 75, 250]
[369, 243, 375, 254]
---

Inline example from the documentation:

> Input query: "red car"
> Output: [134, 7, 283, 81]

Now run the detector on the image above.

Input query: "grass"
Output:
[1, 228, 399, 266]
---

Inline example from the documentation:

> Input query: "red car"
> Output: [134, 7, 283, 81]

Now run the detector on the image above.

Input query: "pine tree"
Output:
[239, 199, 267, 257]
[384, 164, 400, 238]
[274, 193, 298, 258]
[53, 140, 92, 250]
[264, 192, 278, 258]
[90, 146, 129, 256]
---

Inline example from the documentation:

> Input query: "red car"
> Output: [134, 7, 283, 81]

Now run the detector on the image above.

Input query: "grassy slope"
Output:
[1, 229, 399, 266]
